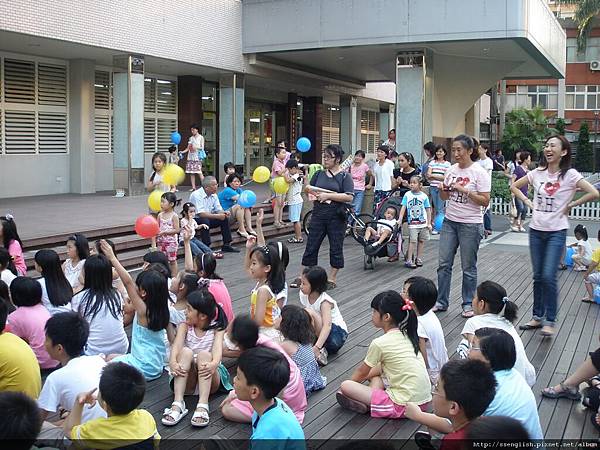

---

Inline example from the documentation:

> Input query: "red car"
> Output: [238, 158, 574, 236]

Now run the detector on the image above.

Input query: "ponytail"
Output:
[370, 290, 419, 355]
[476, 281, 518, 323]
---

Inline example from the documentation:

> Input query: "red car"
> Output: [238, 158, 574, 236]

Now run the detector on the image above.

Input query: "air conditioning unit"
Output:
[591, 60, 600, 71]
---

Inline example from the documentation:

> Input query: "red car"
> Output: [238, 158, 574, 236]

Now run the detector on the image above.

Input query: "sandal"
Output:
[519, 320, 543, 330]
[387, 254, 399, 262]
[236, 230, 250, 239]
[582, 297, 594, 304]
[287, 237, 304, 244]
[415, 258, 423, 267]
[541, 383, 581, 400]
[191, 403, 210, 427]
[540, 325, 555, 337]
[558, 264, 568, 270]
[212, 252, 224, 259]
[290, 277, 301, 289]
[432, 305, 447, 313]
[591, 411, 600, 432]
[461, 309, 475, 318]
[336, 391, 369, 414]
[161, 401, 189, 426]
[326, 280, 337, 290]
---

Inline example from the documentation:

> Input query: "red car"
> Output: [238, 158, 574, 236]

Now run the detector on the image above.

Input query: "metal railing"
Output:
[490, 197, 600, 220]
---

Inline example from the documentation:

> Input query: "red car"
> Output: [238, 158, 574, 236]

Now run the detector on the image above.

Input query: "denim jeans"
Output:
[483, 209, 492, 232]
[349, 189, 366, 224]
[514, 197, 528, 221]
[184, 237, 213, 256]
[430, 186, 445, 215]
[436, 219, 484, 309]
[529, 228, 567, 325]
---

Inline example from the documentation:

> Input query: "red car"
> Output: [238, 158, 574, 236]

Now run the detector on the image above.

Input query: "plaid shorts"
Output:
[156, 236, 178, 262]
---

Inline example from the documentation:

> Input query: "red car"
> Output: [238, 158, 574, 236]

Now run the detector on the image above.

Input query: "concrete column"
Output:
[379, 108, 390, 145]
[499, 80, 507, 139]
[388, 104, 395, 131]
[112, 55, 145, 196]
[302, 96, 323, 164]
[219, 73, 244, 180]
[395, 50, 433, 165]
[558, 78, 566, 119]
[69, 59, 95, 194]
[340, 95, 358, 154]
[287, 93, 298, 151]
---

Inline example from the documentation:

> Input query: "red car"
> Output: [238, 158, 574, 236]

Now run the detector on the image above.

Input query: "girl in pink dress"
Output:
[0, 215, 26, 276]
[156, 192, 180, 278]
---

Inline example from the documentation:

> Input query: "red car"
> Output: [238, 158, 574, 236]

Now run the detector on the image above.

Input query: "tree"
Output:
[501, 107, 557, 162]
[556, 117, 566, 136]
[560, 0, 600, 52]
[576, 121, 594, 171]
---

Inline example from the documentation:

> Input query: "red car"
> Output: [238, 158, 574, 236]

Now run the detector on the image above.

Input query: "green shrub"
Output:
[491, 171, 511, 202]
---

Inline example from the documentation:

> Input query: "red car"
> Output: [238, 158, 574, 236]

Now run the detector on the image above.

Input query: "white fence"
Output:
[490, 198, 600, 221]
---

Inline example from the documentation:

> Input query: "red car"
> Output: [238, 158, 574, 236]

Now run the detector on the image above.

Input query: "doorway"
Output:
[244, 103, 277, 175]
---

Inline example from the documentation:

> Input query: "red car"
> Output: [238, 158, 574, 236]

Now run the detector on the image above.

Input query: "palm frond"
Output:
[574, 0, 600, 51]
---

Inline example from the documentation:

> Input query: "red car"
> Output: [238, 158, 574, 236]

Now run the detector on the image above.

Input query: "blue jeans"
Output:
[483, 209, 492, 232]
[430, 186, 445, 215]
[529, 228, 567, 325]
[349, 189, 365, 224]
[184, 237, 213, 256]
[436, 219, 484, 310]
[514, 197, 528, 221]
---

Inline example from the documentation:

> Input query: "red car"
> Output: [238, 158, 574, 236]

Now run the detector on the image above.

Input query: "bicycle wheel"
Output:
[302, 210, 313, 236]
[350, 213, 374, 243]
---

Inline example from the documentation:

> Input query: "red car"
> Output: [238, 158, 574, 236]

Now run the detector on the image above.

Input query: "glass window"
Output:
[528, 85, 537, 93]
[537, 94, 548, 109]
[548, 95, 558, 110]
[566, 95, 575, 110]
[517, 85, 528, 94]
[576, 95, 586, 109]
[549, 85, 558, 93]
[538, 85, 549, 93]
[589, 86, 598, 93]
[566, 85, 575, 93]
[576, 86, 586, 92]
[588, 95, 597, 110]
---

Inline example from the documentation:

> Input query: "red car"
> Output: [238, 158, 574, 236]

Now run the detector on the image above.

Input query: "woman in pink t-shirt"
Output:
[0, 215, 26, 276]
[511, 135, 598, 337]
[349, 150, 372, 217]
[434, 135, 491, 318]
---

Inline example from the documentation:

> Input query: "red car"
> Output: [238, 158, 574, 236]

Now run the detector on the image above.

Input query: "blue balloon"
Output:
[594, 285, 600, 304]
[433, 213, 445, 232]
[238, 190, 257, 208]
[171, 131, 181, 145]
[296, 137, 311, 153]
[565, 247, 575, 266]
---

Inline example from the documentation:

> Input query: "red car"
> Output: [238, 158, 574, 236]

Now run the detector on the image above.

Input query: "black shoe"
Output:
[221, 245, 240, 253]
[414, 431, 435, 450]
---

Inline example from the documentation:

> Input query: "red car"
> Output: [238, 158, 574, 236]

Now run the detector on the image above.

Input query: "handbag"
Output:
[509, 198, 518, 219]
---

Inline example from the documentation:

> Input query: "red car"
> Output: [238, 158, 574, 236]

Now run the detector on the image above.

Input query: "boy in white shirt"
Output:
[284, 159, 305, 244]
[363, 206, 398, 248]
[37, 312, 107, 445]
[399, 175, 432, 269]
[403, 277, 448, 385]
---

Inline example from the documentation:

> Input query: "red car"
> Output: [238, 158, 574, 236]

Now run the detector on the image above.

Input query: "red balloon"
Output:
[134, 215, 159, 239]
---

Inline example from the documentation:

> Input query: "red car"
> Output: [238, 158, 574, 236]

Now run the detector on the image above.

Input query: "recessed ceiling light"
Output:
[338, 56, 345, 60]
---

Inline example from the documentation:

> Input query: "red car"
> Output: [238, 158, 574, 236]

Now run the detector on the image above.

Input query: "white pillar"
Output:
[340, 95, 358, 154]
[379, 108, 390, 145]
[499, 80, 507, 139]
[69, 59, 95, 194]
[219, 74, 245, 180]
[558, 78, 566, 119]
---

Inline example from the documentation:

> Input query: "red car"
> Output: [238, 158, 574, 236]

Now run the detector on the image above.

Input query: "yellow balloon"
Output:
[252, 166, 271, 184]
[273, 176, 289, 194]
[163, 164, 185, 185]
[147, 189, 163, 212]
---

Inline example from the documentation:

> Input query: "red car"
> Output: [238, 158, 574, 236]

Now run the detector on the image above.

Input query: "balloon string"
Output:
[242, 180, 254, 187]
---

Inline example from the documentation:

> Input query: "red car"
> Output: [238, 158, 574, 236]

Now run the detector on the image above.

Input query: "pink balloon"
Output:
[135, 215, 159, 239]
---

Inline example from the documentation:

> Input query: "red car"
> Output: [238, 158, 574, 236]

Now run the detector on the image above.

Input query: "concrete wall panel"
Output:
[0, 155, 70, 198]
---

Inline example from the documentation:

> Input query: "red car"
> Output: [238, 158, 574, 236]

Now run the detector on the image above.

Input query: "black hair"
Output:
[267, 241, 289, 271]
[187, 289, 228, 331]
[354, 150, 366, 158]
[94, 239, 115, 256]
[475, 328, 517, 371]
[10, 277, 42, 307]
[181, 202, 196, 219]
[0, 216, 24, 255]
[178, 270, 199, 296]
[0, 391, 42, 449]
[151, 151, 167, 165]
[409, 175, 422, 184]
[480, 143, 492, 159]
[384, 205, 398, 219]
[231, 314, 259, 351]
[323, 144, 345, 164]
[465, 416, 530, 445]
[377, 145, 391, 157]
[399, 152, 416, 169]
[34, 249, 72, 308]
[275, 145, 288, 156]
[434, 144, 448, 161]
[539, 135, 572, 180]
[238, 346, 290, 400]
[476, 281, 518, 323]
[285, 159, 299, 169]
[370, 290, 419, 354]
[99, 362, 146, 415]
[518, 151, 531, 164]
[389, 128, 396, 134]
[440, 359, 497, 420]
[135, 270, 170, 331]
[195, 252, 222, 280]
[225, 173, 243, 186]
[143, 251, 171, 276]
[168, 145, 177, 153]
[0, 297, 7, 330]
[390, 151, 399, 158]
[280, 304, 315, 345]
[423, 141, 436, 157]
[161, 191, 180, 208]
[45, 312, 90, 358]
[302, 266, 328, 294]
[79, 255, 123, 321]
[0, 281, 10, 314]
[0, 247, 17, 276]
[249, 245, 285, 294]
[224, 162, 235, 172]
[191, 123, 200, 131]
[453, 135, 475, 152]
[67, 233, 90, 261]
[575, 224, 589, 241]
[405, 276, 437, 315]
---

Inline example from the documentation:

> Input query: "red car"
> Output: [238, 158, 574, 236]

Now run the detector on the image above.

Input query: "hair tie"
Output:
[5, 213, 14, 221]
[200, 253, 205, 271]
[502, 296, 509, 304]
[197, 279, 209, 289]
[402, 298, 414, 311]
[277, 242, 283, 258]
[262, 245, 270, 255]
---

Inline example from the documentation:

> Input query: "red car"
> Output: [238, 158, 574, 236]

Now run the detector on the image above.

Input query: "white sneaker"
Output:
[519, 226, 526, 232]
[510, 226, 519, 232]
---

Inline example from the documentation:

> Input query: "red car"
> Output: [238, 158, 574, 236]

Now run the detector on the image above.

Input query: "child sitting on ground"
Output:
[0, 248, 16, 288]
[363, 206, 397, 249]
[299, 266, 348, 365]
[8, 277, 58, 370]
[38, 312, 107, 441]
[64, 362, 160, 449]
[583, 229, 600, 303]
[570, 224, 593, 272]
[459, 281, 536, 387]
[337, 290, 431, 419]
[404, 359, 497, 446]
[403, 276, 448, 385]
[223, 162, 236, 187]
[280, 304, 326, 395]
[399, 175, 432, 268]
[220, 315, 307, 424]
[234, 346, 305, 442]
[163, 290, 231, 428]
[166, 269, 199, 343]
[0, 391, 43, 450]
[101, 240, 170, 381]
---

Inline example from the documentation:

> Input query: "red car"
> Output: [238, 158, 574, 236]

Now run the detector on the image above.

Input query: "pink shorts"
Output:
[228, 397, 255, 420]
[370, 389, 429, 419]
[156, 237, 178, 262]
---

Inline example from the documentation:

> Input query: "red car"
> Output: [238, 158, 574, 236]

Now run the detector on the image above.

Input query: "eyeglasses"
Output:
[322, 154, 334, 160]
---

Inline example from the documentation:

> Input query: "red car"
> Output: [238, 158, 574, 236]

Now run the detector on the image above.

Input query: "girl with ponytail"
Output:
[337, 290, 431, 419]
[458, 280, 536, 387]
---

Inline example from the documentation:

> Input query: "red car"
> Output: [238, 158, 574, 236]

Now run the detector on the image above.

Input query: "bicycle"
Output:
[302, 205, 373, 244]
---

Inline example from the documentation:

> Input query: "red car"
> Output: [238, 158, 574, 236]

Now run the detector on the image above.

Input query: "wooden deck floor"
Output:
[140, 235, 600, 444]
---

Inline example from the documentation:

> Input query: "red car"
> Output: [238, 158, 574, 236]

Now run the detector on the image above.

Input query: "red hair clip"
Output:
[402, 299, 414, 311]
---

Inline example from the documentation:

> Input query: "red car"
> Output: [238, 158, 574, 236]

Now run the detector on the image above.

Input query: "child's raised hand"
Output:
[99, 240, 115, 259]
[182, 226, 192, 242]
[245, 235, 257, 249]
[256, 208, 265, 224]
[76, 388, 97, 407]
[199, 224, 209, 230]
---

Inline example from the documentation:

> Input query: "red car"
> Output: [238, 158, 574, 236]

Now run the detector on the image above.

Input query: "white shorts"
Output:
[586, 272, 600, 285]
[288, 203, 302, 223]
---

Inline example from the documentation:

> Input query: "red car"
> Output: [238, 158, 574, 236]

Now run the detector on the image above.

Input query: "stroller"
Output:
[360, 188, 407, 270]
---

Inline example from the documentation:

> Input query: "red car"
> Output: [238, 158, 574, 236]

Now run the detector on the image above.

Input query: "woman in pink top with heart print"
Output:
[511, 135, 598, 337]
[434, 135, 491, 318]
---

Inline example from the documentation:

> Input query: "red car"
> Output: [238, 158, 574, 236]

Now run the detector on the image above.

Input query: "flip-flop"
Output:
[540, 325, 555, 337]
[326, 280, 337, 290]
[582, 298, 594, 304]
[290, 277, 301, 289]
[212, 252, 224, 259]
[336, 391, 369, 414]
[461, 310, 474, 318]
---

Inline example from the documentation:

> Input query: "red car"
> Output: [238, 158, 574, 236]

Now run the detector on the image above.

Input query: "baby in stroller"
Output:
[363, 206, 398, 249]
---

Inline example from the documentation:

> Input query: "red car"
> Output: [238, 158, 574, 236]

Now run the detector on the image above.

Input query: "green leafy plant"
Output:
[491, 171, 511, 202]
[575, 121, 594, 171]
[500, 107, 557, 162]
[556, 117, 566, 136]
